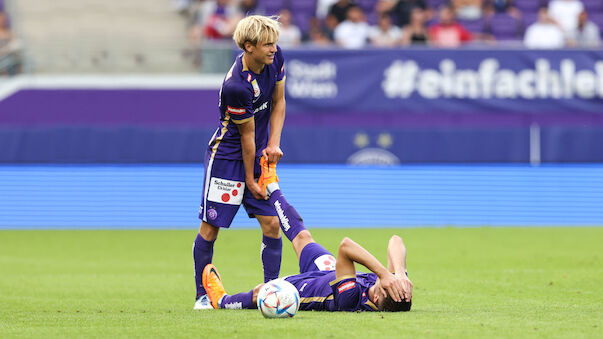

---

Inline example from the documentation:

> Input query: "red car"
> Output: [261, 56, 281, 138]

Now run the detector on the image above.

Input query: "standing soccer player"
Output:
[193, 15, 287, 310]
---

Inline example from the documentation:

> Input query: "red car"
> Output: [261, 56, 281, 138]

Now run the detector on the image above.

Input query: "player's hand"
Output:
[246, 179, 267, 200]
[262, 145, 283, 165]
[396, 275, 413, 302]
[379, 272, 405, 303]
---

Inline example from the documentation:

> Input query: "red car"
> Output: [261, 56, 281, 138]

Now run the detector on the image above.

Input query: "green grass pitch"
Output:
[0, 228, 601, 338]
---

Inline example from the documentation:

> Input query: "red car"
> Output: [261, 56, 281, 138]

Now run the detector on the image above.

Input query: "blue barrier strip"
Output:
[1, 164, 602, 228]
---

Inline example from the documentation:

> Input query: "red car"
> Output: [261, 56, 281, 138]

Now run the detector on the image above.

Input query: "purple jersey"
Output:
[207, 45, 286, 161]
[284, 271, 379, 312]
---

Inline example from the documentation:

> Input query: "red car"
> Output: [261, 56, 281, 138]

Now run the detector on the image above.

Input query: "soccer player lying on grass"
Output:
[202, 158, 413, 311]
[202, 234, 412, 312]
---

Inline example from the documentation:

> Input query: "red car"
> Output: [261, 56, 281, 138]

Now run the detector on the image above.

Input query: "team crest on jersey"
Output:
[207, 177, 244, 205]
[251, 79, 261, 98]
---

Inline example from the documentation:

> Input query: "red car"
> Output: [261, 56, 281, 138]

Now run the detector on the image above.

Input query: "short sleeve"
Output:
[276, 45, 286, 83]
[330, 276, 362, 312]
[222, 82, 254, 124]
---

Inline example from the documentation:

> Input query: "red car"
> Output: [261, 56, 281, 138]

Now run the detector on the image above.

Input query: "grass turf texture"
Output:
[0, 228, 601, 338]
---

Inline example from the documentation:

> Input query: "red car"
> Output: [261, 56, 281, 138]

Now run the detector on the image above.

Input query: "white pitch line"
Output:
[0, 74, 224, 102]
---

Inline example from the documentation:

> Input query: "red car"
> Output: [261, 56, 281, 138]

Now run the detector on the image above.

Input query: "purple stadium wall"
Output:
[1, 49, 602, 163]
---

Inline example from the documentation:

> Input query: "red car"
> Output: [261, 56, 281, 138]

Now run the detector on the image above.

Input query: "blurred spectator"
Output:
[0, 11, 13, 48]
[334, 5, 370, 48]
[377, 0, 428, 27]
[188, 0, 241, 42]
[0, 10, 21, 75]
[524, 7, 565, 49]
[568, 10, 601, 47]
[277, 9, 302, 47]
[307, 17, 334, 46]
[174, 0, 194, 15]
[369, 14, 402, 47]
[452, 0, 483, 20]
[239, 0, 259, 15]
[428, 5, 473, 47]
[317, 0, 339, 20]
[484, 0, 520, 18]
[329, 0, 356, 23]
[400, 7, 429, 45]
[548, 0, 584, 34]
[203, 0, 241, 39]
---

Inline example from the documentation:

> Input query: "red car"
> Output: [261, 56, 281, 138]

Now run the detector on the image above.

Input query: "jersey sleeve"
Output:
[222, 81, 254, 124]
[329, 275, 362, 312]
[276, 45, 286, 83]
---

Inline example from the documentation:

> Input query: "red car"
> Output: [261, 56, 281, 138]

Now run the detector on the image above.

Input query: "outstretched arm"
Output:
[387, 235, 413, 301]
[336, 237, 405, 302]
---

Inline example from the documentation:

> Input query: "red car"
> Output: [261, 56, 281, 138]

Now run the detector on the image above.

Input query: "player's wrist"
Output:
[375, 267, 391, 279]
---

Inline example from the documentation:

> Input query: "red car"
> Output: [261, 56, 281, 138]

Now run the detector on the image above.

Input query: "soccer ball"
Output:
[257, 279, 300, 318]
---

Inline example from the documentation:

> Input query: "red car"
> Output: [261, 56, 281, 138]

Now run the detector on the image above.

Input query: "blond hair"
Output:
[233, 15, 280, 51]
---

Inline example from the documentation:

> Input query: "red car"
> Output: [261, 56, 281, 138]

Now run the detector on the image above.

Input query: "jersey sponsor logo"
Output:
[251, 79, 261, 98]
[274, 200, 290, 231]
[338, 281, 356, 294]
[207, 177, 244, 205]
[314, 254, 336, 271]
[227, 106, 246, 115]
[253, 101, 268, 113]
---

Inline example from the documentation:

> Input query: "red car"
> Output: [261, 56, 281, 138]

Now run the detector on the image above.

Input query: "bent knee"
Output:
[295, 230, 313, 243]
[260, 217, 281, 238]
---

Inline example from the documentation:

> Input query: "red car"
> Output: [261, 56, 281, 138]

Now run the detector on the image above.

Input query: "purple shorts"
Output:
[198, 152, 277, 228]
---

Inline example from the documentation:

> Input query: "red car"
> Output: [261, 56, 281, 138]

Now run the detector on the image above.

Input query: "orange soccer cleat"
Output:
[202, 264, 227, 309]
[257, 156, 279, 195]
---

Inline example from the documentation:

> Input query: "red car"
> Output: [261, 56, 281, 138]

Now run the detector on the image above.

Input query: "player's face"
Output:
[250, 40, 277, 66]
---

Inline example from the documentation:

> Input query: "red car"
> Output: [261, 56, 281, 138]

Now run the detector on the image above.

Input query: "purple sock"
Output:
[261, 235, 282, 283]
[193, 233, 214, 298]
[219, 290, 255, 309]
[269, 190, 307, 242]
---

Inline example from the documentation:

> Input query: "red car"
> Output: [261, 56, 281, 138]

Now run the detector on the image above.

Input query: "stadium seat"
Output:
[589, 12, 603, 29]
[289, 0, 314, 32]
[458, 18, 485, 33]
[522, 12, 539, 27]
[290, 0, 315, 12]
[262, 0, 285, 15]
[582, 0, 603, 13]
[514, 0, 544, 13]
[426, 0, 447, 9]
[293, 12, 312, 33]
[486, 12, 522, 39]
